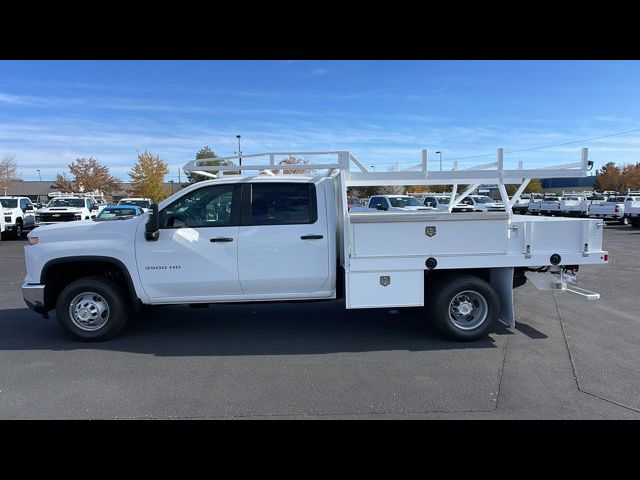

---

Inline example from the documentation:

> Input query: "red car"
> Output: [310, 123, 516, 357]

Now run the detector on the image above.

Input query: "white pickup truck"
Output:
[35, 194, 101, 226]
[22, 149, 608, 342]
[539, 194, 562, 215]
[588, 195, 628, 224]
[117, 197, 152, 212]
[351, 194, 434, 212]
[623, 192, 640, 228]
[0, 196, 37, 238]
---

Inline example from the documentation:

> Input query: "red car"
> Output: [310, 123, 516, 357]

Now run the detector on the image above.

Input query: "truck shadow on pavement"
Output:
[0, 300, 513, 356]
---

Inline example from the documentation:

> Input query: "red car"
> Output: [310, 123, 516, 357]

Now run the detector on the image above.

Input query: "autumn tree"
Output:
[128, 151, 170, 202]
[594, 162, 623, 192]
[272, 155, 311, 175]
[622, 163, 640, 191]
[53, 172, 75, 192]
[186, 146, 236, 184]
[66, 157, 120, 194]
[0, 154, 20, 194]
[506, 178, 543, 196]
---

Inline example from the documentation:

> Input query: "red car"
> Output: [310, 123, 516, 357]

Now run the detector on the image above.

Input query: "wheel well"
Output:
[424, 268, 491, 286]
[42, 259, 137, 310]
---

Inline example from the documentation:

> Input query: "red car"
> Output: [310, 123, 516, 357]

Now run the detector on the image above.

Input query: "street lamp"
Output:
[435, 151, 442, 171]
[36, 169, 42, 182]
[370, 165, 376, 172]
[235, 135, 242, 167]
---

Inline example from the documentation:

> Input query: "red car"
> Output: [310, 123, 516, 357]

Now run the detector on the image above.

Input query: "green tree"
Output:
[186, 146, 236, 184]
[128, 151, 170, 202]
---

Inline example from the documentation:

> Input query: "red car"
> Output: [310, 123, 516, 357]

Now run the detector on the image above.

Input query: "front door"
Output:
[135, 184, 243, 302]
[237, 182, 330, 295]
[20, 198, 35, 227]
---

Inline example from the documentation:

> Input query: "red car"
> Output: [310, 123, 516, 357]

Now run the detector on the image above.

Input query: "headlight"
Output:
[28, 237, 39, 245]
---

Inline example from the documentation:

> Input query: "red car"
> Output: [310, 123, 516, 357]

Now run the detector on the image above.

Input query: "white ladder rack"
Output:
[183, 147, 592, 217]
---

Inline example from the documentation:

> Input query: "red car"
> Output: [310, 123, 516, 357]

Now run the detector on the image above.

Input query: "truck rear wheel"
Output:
[55, 276, 129, 341]
[426, 275, 499, 341]
[631, 218, 640, 228]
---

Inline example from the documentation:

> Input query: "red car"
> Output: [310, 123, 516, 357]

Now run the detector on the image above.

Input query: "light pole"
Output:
[235, 135, 242, 167]
[36, 169, 42, 182]
[435, 151, 442, 171]
[370, 165, 376, 172]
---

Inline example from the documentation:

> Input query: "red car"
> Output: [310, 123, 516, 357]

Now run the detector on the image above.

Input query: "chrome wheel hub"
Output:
[69, 292, 110, 331]
[448, 290, 488, 331]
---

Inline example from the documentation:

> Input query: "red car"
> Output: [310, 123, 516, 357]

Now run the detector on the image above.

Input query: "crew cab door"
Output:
[135, 184, 243, 301]
[237, 182, 330, 295]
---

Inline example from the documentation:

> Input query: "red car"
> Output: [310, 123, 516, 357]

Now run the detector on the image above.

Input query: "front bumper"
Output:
[22, 283, 46, 314]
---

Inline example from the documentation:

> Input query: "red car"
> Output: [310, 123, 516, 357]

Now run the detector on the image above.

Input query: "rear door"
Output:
[237, 182, 330, 295]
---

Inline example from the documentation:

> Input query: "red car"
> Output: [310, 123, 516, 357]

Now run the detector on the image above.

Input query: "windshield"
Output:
[389, 197, 423, 207]
[47, 198, 85, 208]
[471, 196, 497, 204]
[0, 199, 17, 208]
[98, 208, 138, 218]
[347, 198, 361, 205]
[119, 199, 151, 208]
[609, 196, 626, 202]
[435, 196, 450, 204]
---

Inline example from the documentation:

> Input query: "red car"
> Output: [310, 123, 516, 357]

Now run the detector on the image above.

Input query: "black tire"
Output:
[55, 276, 129, 341]
[631, 218, 640, 229]
[14, 220, 23, 239]
[426, 274, 500, 341]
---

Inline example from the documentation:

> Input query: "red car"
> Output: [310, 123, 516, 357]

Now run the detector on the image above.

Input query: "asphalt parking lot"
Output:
[1, 224, 639, 420]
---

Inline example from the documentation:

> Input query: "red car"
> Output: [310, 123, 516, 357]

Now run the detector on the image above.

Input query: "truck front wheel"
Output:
[55, 276, 129, 341]
[426, 275, 499, 341]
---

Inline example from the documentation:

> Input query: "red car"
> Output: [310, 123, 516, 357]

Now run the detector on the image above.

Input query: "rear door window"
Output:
[245, 183, 317, 226]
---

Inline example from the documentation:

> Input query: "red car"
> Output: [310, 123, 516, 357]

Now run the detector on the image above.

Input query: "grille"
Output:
[39, 213, 80, 222]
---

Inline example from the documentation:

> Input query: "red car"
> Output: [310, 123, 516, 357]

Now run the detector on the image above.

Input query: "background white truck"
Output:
[623, 192, 640, 228]
[22, 148, 607, 342]
[588, 195, 628, 224]
[0, 196, 36, 238]
[36, 193, 102, 226]
[117, 197, 152, 212]
[351, 194, 433, 212]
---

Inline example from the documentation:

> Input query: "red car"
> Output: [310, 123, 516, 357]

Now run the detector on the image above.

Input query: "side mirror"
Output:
[145, 203, 159, 241]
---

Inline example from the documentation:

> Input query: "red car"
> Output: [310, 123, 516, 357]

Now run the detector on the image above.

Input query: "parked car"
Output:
[0, 196, 37, 238]
[351, 194, 434, 212]
[346, 196, 364, 210]
[0, 204, 5, 240]
[463, 195, 506, 212]
[588, 195, 628, 224]
[559, 193, 591, 217]
[539, 194, 562, 215]
[36, 195, 100, 226]
[421, 194, 474, 212]
[94, 205, 144, 221]
[118, 198, 152, 212]
[625, 193, 640, 228]
[511, 194, 534, 215]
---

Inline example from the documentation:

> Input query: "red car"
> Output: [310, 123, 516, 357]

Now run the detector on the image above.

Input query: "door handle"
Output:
[301, 234, 324, 240]
[210, 237, 234, 242]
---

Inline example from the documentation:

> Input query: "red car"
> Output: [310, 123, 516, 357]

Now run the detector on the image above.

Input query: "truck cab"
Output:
[0, 196, 36, 238]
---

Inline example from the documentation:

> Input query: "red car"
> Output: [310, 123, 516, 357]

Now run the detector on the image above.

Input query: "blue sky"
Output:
[1, 60, 639, 181]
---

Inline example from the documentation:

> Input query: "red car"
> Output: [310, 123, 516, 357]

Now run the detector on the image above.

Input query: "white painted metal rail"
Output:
[183, 148, 592, 217]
